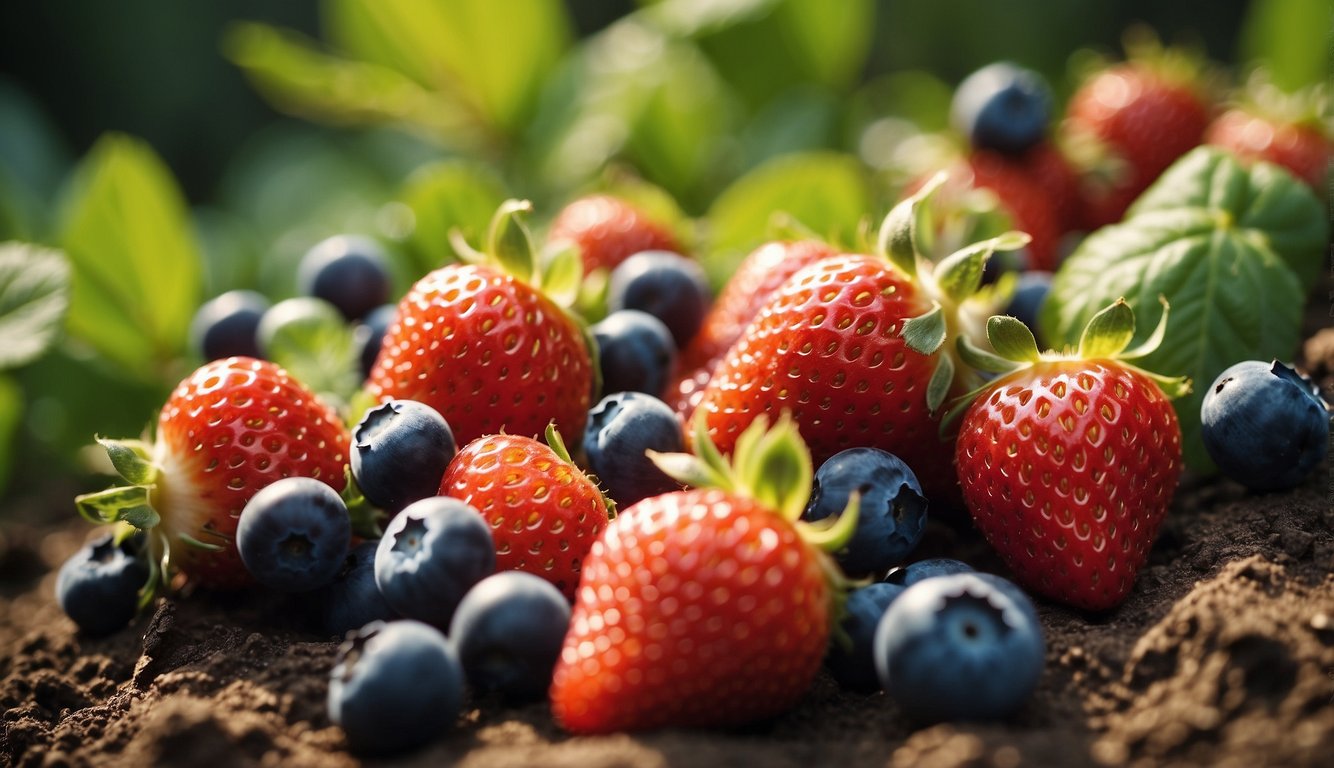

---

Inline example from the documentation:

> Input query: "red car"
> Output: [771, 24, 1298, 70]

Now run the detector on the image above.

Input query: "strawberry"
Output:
[952, 299, 1190, 611]
[1204, 79, 1331, 190]
[665, 239, 838, 420]
[965, 150, 1065, 271]
[547, 194, 682, 275]
[694, 178, 1030, 503]
[76, 356, 351, 591]
[439, 426, 612, 601]
[1063, 36, 1213, 229]
[366, 201, 594, 446]
[549, 415, 858, 733]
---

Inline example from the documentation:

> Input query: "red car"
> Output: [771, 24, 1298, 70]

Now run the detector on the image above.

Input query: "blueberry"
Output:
[448, 571, 571, 703]
[826, 582, 906, 693]
[374, 496, 495, 630]
[582, 392, 684, 507]
[951, 62, 1053, 155]
[352, 400, 457, 514]
[237, 477, 351, 593]
[607, 251, 711, 347]
[803, 448, 928, 578]
[189, 289, 269, 361]
[354, 303, 398, 378]
[1004, 270, 1052, 341]
[315, 542, 399, 637]
[885, 557, 975, 587]
[874, 572, 1044, 721]
[1200, 360, 1331, 491]
[298, 234, 393, 321]
[328, 620, 464, 755]
[55, 532, 149, 636]
[591, 310, 678, 396]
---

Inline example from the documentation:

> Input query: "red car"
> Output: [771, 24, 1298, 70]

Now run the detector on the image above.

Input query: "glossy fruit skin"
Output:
[189, 289, 269, 362]
[591, 309, 677, 397]
[374, 496, 495, 629]
[1200, 360, 1330, 491]
[550, 488, 831, 734]
[667, 240, 839, 419]
[236, 476, 351, 593]
[56, 532, 149, 637]
[448, 570, 572, 703]
[439, 434, 609, 601]
[803, 448, 928, 578]
[956, 359, 1182, 611]
[1205, 108, 1331, 190]
[354, 304, 398, 379]
[315, 541, 398, 637]
[154, 357, 350, 588]
[825, 582, 905, 693]
[607, 251, 712, 348]
[366, 263, 593, 447]
[351, 399, 457, 515]
[582, 392, 684, 508]
[695, 254, 958, 501]
[328, 620, 464, 755]
[298, 234, 393, 322]
[951, 62, 1053, 155]
[873, 573, 1044, 722]
[885, 557, 975, 587]
[547, 194, 681, 275]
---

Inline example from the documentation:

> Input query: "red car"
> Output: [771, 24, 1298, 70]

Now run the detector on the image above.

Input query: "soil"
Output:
[2, 290, 1332, 768]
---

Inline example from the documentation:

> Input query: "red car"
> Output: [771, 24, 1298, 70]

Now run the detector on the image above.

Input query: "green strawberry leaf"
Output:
[1077, 298, 1136, 360]
[900, 302, 946, 356]
[98, 437, 157, 487]
[956, 335, 1024, 376]
[925, 353, 955, 414]
[537, 240, 583, 309]
[397, 161, 509, 274]
[934, 231, 1031, 304]
[1041, 147, 1324, 469]
[487, 199, 538, 285]
[734, 414, 812, 523]
[877, 171, 945, 279]
[0, 242, 69, 370]
[988, 316, 1042, 363]
[75, 485, 159, 530]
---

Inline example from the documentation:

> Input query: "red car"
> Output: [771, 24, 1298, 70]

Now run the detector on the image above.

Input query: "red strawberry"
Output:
[693, 182, 1030, 503]
[547, 194, 682, 275]
[1204, 80, 1331, 190]
[953, 299, 1189, 611]
[965, 150, 1065, 271]
[550, 416, 857, 733]
[76, 357, 351, 590]
[1063, 39, 1213, 228]
[439, 427, 611, 601]
[665, 239, 838, 420]
[367, 201, 594, 446]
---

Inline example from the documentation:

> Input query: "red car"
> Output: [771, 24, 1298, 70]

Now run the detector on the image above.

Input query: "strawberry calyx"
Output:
[878, 172, 1032, 414]
[450, 199, 584, 308]
[1224, 71, 1332, 135]
[544, 421, 617, 520]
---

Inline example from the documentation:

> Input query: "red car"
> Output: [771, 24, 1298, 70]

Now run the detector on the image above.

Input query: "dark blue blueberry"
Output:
[1004, 270, 1052, 341]
[826, 582, 906, 693]
[236, 477, 351, 593]
[874, 572, 1044, 721]
[328, 620, 464, 755]
[352, 400, 456, 514]
[591, 310, 678, 396]
[298, 234, 393, 321]
[55, 532, 149, 637]
[1201, 360, 1330, 491]
[582, 392, 684, 507]
[354, 303, 398, 378]
[885, 557, 975, 587]
[607, 251, 711, 348]
[803, 448, 928, 578]
[189, 289, 269, 361]
[374, 496, 495, 630]
[316, 542, 398, 637]
[951, 62, 1053, 155]
[448, 571, 571, 703]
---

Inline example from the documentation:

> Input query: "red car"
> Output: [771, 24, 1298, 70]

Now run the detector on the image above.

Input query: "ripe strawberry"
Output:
[953, 299, 1189, 611]
[76, 357, 351, 590]
[965, 150, 1065, 271]
[666, 239, 839, 420]
[367, 201, 594, 446]
[550, 416, 857, 733]
[547, 194, 682, 275]
[1204, 80, 1331, 191]
[693, 180, 1030, 503]
[439, 427, 611, 601]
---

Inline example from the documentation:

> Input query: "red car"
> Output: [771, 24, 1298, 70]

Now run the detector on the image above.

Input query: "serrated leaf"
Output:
[900, 302, 946, 356]
[1077, 299, 1136, 359]
[60, 134, 202, 381]
[398, 161, 509, 275]
[988, 316, 1042, 363]
[1042, 147, 1320, 469]
[0, 242, 69, 369]
[98, 437, 157, 486]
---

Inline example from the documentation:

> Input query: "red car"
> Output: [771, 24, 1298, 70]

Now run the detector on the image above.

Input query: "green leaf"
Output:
[934, 231, 1031, 303]
[0, 242, 69, 369]
[988, 316, 1042, 363]
[487, 200, 537, 284]
[900, 302, 946, 356]
[398, 161, 509, 275]
[1077, 299, 1136, 360]
[1042, 147, 1320, 469]
[60, 134, 202, 382]
[75, 485, 158, 529]
[735, 414, 812, 522]
[925, 353, 955, 414]
[0, 375, 20, 495]
[97, 437, 157, 486]
[647, 449, 724, 490]
[956, 335, 1024, 376]
[256, 297, 360, 403]
[877, 171, 945, 278]
[1239, 0, 1331, 92]
[538, 241, 583, 308]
